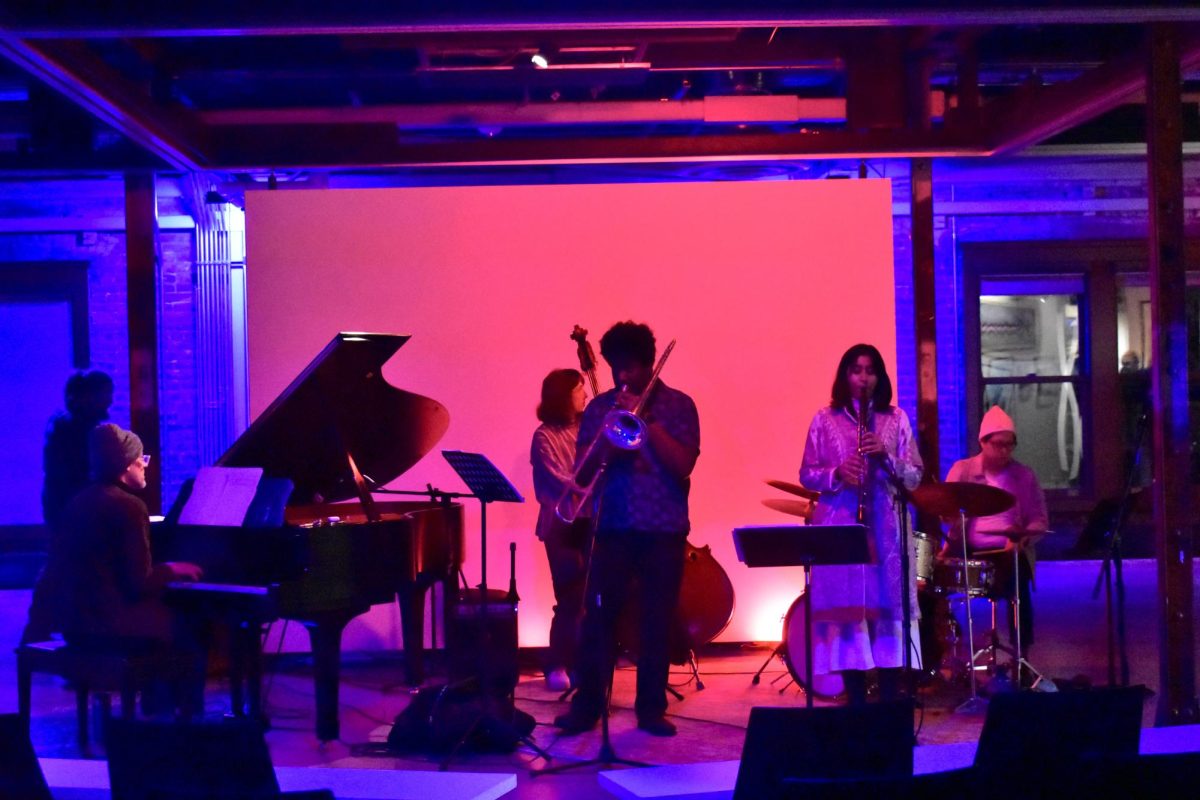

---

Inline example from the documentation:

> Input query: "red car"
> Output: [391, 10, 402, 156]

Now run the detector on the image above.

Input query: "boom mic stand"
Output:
[880, 459, 920, 705]
[1090, 408, 1148, 689]
[533, 525, 649, 777]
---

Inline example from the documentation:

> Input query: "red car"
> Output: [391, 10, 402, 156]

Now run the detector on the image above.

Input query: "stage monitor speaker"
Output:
[733, 700, 914, 800]
[106, 719, 278, 800]
[446, 587, 518, 695]
[106, 717, 282, 800]
[974, 685, 1143, 772]
[1123, 751, 1200, 800]
[972, 685, 1145, 798]
[0, 714, 52, 800]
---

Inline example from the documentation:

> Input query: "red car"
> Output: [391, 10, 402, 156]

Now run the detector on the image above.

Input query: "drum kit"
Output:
[761, 478, 1044, 707]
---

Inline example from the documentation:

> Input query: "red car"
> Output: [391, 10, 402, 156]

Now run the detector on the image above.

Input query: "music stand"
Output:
[439, 451, 545, 767]
[442, 450, 523, 599]
[734, 525, 871, 708]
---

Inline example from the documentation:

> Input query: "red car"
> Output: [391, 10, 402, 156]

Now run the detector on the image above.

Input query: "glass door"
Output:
[979, 277, 1085, 491]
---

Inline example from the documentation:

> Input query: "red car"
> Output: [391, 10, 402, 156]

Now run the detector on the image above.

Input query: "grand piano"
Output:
[153, 332, 464, 741]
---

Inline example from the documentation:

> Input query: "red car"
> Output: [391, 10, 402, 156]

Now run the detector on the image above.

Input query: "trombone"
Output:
[555, 339, 676, 524]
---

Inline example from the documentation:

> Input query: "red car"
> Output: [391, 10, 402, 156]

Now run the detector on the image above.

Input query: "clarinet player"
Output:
[799, 343, 923, 705]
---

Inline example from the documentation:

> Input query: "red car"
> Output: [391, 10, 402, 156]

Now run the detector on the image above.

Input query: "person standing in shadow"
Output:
[21, 369, 113, 644]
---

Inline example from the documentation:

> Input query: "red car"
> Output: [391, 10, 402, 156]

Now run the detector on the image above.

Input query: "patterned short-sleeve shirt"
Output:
[577, 381, 699, 533]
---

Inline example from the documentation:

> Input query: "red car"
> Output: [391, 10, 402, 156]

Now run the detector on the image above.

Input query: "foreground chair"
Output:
[16, 638, 194, 748]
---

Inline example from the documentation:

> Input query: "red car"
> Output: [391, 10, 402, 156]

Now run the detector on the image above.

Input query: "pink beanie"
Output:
[979, 406, 1016, 443]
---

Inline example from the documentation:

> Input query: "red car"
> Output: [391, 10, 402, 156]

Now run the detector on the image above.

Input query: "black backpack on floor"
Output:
[387, 683, 536, 754]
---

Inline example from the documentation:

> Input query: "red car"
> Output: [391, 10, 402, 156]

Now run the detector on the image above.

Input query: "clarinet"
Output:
[856, 386, 870, 526]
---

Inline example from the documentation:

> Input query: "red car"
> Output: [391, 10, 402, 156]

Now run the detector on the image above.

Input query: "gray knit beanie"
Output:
[90, 423, 144, 481]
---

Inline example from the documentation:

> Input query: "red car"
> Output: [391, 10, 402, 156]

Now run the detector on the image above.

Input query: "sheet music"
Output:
[178, 466, 264, 527]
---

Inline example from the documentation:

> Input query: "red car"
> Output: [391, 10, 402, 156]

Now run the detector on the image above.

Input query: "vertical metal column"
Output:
[910, 158, 939, 484]
[191, 175, 238, 465]
[125, 171, 162, 513]
[195, 222, 235, 464]
[1145, 23, 1198, 726]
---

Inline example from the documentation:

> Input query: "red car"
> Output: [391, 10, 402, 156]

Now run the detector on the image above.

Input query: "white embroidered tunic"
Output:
[799, 404, 923, 674]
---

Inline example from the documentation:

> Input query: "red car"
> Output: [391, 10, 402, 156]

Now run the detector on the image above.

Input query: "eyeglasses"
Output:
[139, 454, 152, 466]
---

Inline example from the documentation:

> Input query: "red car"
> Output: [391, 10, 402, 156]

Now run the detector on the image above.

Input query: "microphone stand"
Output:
[533, 511, 649, 777]
[373, 483, 463, 503]
[1090, 408, 1148, 689]
[880, 458, 918, 704]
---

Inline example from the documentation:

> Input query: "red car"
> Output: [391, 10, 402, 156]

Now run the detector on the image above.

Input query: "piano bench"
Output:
[15, 639, 194, 750]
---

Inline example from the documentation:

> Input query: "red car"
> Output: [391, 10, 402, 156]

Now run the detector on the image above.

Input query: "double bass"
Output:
[569, 325, 735, 666]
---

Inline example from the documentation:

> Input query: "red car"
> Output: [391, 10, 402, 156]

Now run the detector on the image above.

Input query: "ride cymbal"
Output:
[911, 481, 1015, 518]
[765, 479, 821, 501]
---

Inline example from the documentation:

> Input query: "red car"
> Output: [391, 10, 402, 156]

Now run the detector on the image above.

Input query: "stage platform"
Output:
[598, 725, 1200, 800]
[6, 559, 1200, 800]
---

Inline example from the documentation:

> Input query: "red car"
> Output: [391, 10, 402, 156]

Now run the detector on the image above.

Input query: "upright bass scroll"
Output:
[570, 325, 600, 397]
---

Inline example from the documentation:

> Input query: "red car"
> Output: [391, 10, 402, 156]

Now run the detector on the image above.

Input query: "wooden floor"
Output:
[4, 559, 1197, 799]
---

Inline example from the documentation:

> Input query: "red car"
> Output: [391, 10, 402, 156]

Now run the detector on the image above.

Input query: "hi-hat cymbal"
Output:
[912, 481, 1015, 518]
[765, 479, 820, 501]
[762, 498, 815, 520]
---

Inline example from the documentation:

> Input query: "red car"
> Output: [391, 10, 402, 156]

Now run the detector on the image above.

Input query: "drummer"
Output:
[943, 406, 1048, 656]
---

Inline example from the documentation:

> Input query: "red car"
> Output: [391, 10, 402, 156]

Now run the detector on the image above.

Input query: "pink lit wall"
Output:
[245, 180, 896, 651]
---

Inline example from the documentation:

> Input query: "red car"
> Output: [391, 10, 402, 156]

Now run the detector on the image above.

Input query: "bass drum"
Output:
[781, 590, 844, 700]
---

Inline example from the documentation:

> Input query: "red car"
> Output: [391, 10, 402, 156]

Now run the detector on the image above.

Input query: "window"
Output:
[1116, 274, 1200, 485]
[979, 278, 1085, 491]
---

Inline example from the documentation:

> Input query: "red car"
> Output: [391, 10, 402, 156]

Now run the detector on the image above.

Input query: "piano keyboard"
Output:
[167, 581, 271, 596]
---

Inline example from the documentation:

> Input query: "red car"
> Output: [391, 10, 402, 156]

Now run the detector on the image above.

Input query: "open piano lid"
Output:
[217, 332, 449, 504]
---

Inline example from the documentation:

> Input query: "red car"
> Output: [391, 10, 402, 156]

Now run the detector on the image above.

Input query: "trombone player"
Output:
[554, 321, 700, 738]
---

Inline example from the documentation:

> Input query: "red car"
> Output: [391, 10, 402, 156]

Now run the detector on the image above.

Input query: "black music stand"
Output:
[442, 450, 523, 600]
[438, 451, 544, 767]
[734, 524, 871, 708]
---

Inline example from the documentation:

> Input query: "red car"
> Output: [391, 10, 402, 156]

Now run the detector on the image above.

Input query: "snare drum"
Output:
[912, 531, 935, 586]
[932, 557, 995, 597]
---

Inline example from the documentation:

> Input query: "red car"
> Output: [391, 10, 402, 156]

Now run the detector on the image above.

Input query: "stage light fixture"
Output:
[530, 51, 549, 69]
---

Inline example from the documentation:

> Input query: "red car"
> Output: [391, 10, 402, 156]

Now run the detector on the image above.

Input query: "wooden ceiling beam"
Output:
[205, 124, 986, 170]
[0, 34, 211, 170]
[201, 96, 852, 127]
[984, 26, 1200, 155]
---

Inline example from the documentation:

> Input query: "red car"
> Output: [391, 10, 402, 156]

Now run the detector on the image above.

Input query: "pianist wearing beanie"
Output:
[56, 424, 203, 647]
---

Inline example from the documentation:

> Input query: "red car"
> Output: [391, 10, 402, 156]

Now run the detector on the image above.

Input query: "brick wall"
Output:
[0, 178, 198, 513]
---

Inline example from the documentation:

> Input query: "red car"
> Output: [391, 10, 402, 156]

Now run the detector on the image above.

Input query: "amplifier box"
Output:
[446, 587, 519, 695]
